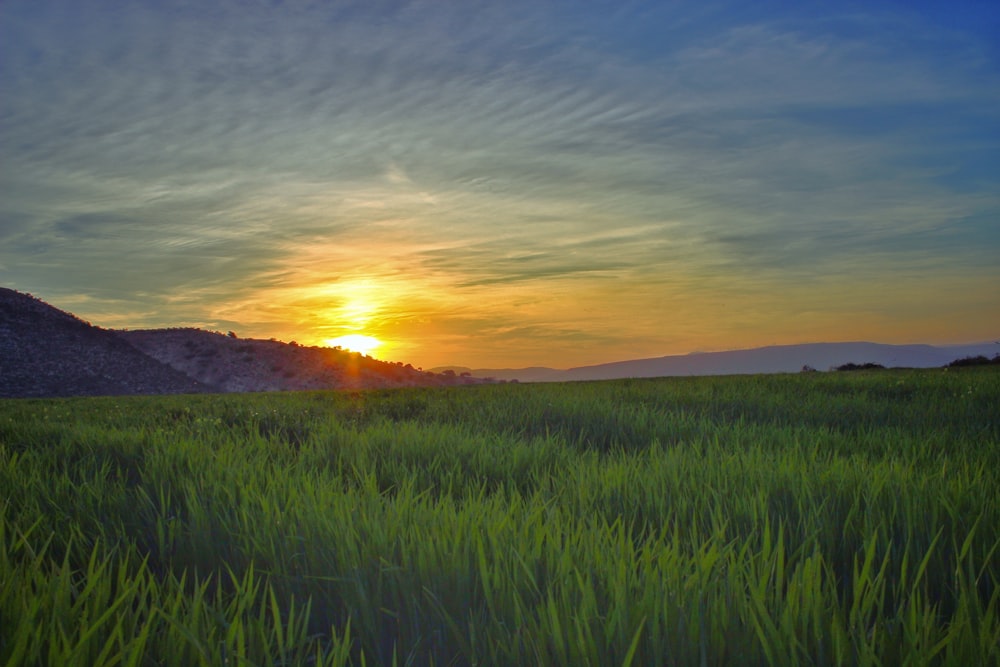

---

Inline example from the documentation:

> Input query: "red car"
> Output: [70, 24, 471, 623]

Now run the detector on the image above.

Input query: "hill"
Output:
[117, 328, 480, 392]
[0, 288, 490, 398]
[457, 341, 1000, 382]
[0, 288, 212, 398]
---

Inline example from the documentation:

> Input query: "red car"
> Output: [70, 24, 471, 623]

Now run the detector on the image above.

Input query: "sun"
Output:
[325, 334, 382, 356]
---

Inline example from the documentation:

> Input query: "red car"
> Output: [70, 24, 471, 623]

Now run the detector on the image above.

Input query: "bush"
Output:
[947, 354, 1000, 368]
[834, 362, 885, 371]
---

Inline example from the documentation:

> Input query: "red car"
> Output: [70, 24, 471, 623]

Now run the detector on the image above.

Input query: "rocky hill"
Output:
[0, 288, 212, 398]
[117, 328, 478, 392]
[0, 287, 490, 398]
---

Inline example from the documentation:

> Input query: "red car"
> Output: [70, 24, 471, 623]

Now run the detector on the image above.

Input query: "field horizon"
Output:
[4, 286, 998, 398]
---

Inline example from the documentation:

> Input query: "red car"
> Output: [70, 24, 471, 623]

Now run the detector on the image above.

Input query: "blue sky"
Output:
[1, 0, 997, 368]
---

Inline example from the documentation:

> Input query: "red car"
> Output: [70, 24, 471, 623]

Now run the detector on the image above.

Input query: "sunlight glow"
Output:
[325, 334, 382, 356]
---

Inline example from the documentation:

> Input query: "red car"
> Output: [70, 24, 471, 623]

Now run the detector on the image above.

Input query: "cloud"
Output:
[1, 0, 997, 365]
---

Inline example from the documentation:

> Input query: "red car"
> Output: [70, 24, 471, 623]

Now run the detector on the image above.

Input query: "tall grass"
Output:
[1, 368, 998, 665]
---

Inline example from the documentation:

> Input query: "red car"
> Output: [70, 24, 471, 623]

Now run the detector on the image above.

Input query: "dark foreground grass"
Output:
[1, 368, 998, 665]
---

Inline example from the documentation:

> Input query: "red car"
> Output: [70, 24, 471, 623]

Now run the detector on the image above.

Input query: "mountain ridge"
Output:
[445, 341, 1000, 382]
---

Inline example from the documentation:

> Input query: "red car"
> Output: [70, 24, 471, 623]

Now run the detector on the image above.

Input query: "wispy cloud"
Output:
[1, 0, 997, 366]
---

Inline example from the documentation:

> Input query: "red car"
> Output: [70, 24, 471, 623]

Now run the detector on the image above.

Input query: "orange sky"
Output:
[129, 252, 998, 370]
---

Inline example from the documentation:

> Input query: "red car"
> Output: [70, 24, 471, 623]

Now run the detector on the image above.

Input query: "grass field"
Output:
[1, 368, 998, 665]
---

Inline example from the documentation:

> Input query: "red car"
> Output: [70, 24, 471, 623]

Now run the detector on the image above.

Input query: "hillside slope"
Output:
[0, 288, 211, 398]
[118, 328, 474, 392]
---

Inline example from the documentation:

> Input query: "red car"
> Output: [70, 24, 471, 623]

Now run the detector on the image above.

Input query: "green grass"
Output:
[1, 367, 998, 665]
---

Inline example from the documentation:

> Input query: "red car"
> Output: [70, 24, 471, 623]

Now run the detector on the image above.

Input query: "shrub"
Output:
[834, 362, 885, 371]
[947, 354, 1000, 368]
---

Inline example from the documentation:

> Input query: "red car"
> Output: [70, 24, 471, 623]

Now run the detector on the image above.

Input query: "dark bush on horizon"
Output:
[946, 354, 1000, 368]
[834, 362, 886, 371]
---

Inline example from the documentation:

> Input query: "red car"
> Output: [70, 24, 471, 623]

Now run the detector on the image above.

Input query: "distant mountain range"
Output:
[0, 288, 487, 398]
[437, 341, 1000, 383]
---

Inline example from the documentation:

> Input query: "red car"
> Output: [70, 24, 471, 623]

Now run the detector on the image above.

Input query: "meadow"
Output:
[1, 367, 998, 666]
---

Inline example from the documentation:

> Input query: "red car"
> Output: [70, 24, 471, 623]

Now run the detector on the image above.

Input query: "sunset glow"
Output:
[325, 334, 382, 357]
[2, 1, 997, 371]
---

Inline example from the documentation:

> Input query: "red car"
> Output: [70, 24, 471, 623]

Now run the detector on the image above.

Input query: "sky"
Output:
[1, 0, 998, 370]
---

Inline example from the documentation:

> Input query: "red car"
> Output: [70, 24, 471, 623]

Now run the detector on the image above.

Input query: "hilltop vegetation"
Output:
[2, 367, 998, 665]
[119, 327, 490, 393]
